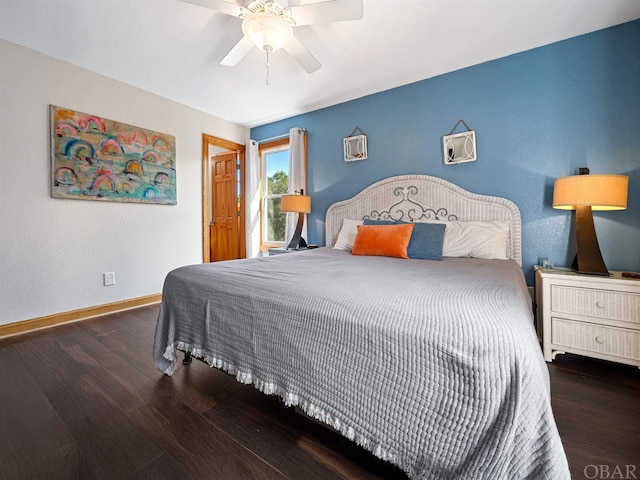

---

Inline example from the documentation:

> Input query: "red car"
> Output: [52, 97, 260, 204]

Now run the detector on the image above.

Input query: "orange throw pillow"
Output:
[351, 224, 415, 259]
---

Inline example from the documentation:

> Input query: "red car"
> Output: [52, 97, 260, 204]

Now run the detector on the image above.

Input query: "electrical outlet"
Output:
[104, 272, 115, 286]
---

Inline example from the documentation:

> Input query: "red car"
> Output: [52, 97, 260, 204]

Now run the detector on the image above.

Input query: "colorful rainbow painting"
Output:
[152, 134, 172, 151]
[55, 121, 79, 138]
[132, 130, 149, 145]
[124, 159, 144, 174]
[54, 167, 77, 186]
[117, 134, 132, 145]
[142, 150, 160, 164]
[64, 139, 95, 159]
[154, 172, 170, 187]
[78, 115, 106, 133]
[140, 185, 159, 198]
[92, 173, 115, 193]
[100, 138, 125, 156]
[50, 105, 176, 205]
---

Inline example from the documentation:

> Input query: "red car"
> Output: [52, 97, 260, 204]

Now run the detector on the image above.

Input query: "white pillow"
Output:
[333, 219, 364, 251]
[440, 220, 510, 260]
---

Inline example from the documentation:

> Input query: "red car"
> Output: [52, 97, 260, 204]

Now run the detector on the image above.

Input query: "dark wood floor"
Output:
[1, 305, 638, 480]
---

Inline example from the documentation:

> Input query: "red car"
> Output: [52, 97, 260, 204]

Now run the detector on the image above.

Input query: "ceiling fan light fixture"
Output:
[242, 11, 294, 52]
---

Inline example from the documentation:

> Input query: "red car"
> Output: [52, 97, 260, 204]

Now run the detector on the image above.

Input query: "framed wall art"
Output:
[50, 105, 176, 204]
[443, 119, 476, 165]
[343, 127, 367, 162]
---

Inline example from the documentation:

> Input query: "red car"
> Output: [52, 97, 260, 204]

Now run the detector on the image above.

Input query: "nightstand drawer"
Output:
[552, 318, 640, 360]
[551, 285, 640, 323]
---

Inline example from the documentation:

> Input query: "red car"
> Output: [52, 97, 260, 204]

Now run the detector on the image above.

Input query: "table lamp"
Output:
[281, 189, 311, 250]
[553, 168, 628, 275]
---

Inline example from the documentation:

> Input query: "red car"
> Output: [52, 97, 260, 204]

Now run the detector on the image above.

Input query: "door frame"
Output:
[202, 134, 245, 263]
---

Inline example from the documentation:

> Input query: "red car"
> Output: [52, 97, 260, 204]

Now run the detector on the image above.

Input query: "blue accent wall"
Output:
[251, 20, 640, 284]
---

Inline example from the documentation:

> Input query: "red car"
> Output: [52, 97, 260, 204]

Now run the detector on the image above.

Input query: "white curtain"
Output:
[285, 128, 307, 246]
[245, 139, 260, 258]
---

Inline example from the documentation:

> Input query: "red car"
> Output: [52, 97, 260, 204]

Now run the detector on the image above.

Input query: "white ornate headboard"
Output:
[325, 174, 522, 266]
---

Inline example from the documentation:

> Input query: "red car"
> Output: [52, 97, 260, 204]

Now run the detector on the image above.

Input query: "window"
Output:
[260, 139, 290, 246]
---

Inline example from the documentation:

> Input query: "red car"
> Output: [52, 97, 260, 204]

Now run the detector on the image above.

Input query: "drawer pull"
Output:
[595, 301, 605, 309]
[595, 336, 605, 344]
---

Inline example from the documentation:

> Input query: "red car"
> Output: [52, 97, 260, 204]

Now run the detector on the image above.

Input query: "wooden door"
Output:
[210, 151, 240, 262]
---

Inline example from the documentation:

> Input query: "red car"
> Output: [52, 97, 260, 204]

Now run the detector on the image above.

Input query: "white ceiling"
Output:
[2, 0, 639, 127]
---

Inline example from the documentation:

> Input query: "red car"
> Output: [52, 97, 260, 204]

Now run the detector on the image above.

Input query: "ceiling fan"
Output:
[181, 0, 364, 75]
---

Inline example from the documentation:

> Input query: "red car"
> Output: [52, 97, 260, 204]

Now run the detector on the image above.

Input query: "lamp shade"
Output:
[553, 174, 628, 211]
[242, 12, 293, 52]
[281, 194, 311, 213]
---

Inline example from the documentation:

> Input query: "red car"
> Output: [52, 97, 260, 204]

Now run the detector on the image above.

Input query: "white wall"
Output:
[0, 40, 248, 325]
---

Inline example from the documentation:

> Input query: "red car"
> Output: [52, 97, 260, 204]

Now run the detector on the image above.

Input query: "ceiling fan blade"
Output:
[289, 0, 364, 26]
[179, 0, 243, 17]
[220, 36, 255, 66]
[284, 36, 322, 73]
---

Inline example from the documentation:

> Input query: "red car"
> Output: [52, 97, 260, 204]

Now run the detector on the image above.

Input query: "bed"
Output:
[153, 174, 570, 479]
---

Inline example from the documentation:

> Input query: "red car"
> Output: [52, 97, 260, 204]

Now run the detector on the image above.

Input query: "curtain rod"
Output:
[257, 127, 306, 145]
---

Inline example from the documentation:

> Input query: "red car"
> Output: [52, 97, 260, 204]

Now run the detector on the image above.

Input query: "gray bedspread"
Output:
[153, 247, 569, 479]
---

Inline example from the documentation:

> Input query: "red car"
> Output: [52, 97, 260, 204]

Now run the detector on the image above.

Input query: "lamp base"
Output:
[286, 213, 308, 250]
[287, 238, 308, 251]
[570, 255, 610, 276]
[572, 206, 611, 276]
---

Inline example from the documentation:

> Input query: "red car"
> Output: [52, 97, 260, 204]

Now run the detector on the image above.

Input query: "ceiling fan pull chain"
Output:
[265, 48, 270, 85]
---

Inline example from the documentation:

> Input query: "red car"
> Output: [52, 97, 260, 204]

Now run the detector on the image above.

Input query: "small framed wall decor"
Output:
[443, 119, 476, 165]
[344, 127, 367, 162]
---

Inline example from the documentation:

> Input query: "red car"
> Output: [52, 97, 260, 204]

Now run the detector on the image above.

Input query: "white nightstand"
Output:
[534, 266, 640, 367]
